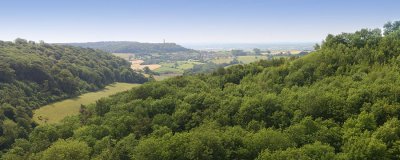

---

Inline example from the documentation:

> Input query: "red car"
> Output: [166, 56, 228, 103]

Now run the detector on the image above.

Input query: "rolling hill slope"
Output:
[0, 39, 147, 151]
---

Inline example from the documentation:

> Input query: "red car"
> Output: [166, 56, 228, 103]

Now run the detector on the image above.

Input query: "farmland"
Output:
[131, 59, 161, 70]
[113, 49, 308, 80]
[33, 83, 139, 125]
[237, 55, 269, 64]
[154, 61, 204, 74]
[211, 57, 233, 64]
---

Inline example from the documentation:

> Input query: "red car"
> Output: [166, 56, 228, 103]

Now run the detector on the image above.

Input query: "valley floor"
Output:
[33, 82, 139, 125]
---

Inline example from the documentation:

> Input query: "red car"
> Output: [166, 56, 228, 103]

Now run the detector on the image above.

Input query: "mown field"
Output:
[33, 83, 139, 124]
[211, 57, 233, 64]
[130, 60, 161, 70]
[237, 56, 269, 64]
[155, 61, 204, 74]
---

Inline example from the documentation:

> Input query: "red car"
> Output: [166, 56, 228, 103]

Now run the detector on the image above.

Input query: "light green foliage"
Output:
[39, 139, 90, 160]
[341, 135, 388, 160]
[256, 142, 336, 160]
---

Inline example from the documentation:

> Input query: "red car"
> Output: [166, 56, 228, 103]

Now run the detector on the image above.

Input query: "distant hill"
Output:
[61, 41, 193, 54]
[182, 42, 315, 50]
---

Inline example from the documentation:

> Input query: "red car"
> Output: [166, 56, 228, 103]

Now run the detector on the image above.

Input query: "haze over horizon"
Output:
[1, 0, 399, 43]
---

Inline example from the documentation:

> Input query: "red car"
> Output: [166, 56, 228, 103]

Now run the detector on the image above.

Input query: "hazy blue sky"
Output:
[0, 0, 399, 43]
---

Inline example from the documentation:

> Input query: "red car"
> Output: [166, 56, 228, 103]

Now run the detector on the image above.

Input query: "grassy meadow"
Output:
[237, 56, 269, 64]
[211, 57, 233, 64]
[33, 83, 139, 125]
[155, 61, 204, 74]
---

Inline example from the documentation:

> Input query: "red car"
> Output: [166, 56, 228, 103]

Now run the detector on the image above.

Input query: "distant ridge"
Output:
[59, 41, 193, 54]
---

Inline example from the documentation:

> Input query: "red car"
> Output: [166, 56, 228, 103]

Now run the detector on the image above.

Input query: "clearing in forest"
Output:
[33, 83, 139, 125]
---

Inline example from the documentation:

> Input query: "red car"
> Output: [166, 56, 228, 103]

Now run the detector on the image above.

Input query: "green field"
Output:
[155, 61, 204, 74]
[237, 56, 269, 64]
[211, 57, 233, 64]
[33, 83, 139, 125]
[178, 62, 196, 70]
[154, 65, 183, 74]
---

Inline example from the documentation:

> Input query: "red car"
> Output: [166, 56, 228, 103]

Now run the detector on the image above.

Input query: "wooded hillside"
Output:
[0, 39, 147, 152]
[3, 21, 400, 159]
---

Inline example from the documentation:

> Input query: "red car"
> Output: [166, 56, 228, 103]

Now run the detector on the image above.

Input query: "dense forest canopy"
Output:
[3, 21, 400, 159]
[62, 41, 193, 54]
[0, 40, 147, 154]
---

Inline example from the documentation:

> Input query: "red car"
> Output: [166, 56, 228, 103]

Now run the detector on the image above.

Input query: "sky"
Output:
[0, 0, 399, 44]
